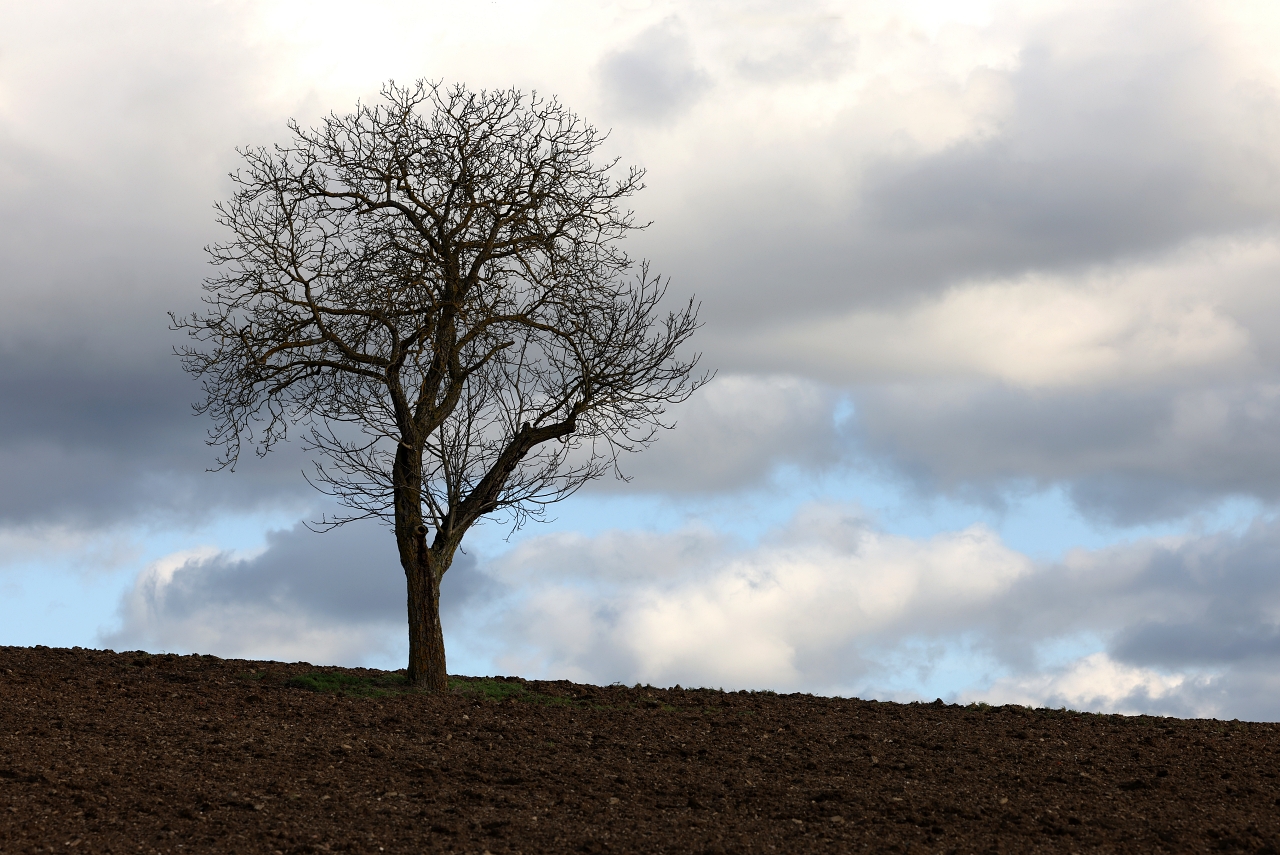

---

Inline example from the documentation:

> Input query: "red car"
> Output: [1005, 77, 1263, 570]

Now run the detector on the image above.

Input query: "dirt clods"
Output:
[2, 645, 1279, 853]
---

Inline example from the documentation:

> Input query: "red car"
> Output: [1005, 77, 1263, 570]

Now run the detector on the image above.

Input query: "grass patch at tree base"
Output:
[284, 672, 412, 697]
[281, 671, 583, 705]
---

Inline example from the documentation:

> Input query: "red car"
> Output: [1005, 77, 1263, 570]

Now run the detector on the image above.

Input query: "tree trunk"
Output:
[393, 443, 449, 692]
[405, 548, 448, 691]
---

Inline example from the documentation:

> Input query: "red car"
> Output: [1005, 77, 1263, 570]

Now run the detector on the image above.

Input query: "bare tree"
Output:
[172, 81, 707, 690]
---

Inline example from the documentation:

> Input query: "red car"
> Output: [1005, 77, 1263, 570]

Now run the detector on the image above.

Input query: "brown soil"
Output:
[2, 646, 1279, 854]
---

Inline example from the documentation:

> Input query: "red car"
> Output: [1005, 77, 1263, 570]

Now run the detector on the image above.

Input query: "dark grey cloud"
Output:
[1105, 522, 1280, 669]
[0, 10, 318, 530]
[598, 18, 710, 122]
[856, 38, 1280, 281]
[851, 382, 1280, 524]
[0, 335, 320, 527]
[159, 523, 405, 623]
[0, 7, 812, 532]
[1114, 621, 1280, 669]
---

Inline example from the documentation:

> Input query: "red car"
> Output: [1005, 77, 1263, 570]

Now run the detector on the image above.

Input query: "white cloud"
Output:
[133, 546, 222, 598]
[749, 238, 1264, 388]
[458, 505, 1280, 718]
[970, 652, 1211, 717]
[476, 503, 1033, 691]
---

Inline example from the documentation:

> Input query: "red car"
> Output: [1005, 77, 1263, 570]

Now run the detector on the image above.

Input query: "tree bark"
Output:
[405, 546, 448, 691]
[394, 444, 450, 692]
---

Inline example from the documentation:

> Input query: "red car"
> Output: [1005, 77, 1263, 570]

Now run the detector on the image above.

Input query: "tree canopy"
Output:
[173, 81, 707, 688]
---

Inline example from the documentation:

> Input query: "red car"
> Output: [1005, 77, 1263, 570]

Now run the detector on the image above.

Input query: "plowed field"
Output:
[2, 645, 1278, 853]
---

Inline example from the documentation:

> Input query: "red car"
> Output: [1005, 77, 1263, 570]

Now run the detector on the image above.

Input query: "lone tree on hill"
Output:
[172, 81, 706, 691]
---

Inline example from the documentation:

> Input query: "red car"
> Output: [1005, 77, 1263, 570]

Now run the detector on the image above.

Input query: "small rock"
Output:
[999, 797, 1009, 805]
[609, 797, 620, 804]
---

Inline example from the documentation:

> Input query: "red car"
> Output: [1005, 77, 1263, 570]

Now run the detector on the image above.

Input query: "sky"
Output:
[5, 0, 1280, 719]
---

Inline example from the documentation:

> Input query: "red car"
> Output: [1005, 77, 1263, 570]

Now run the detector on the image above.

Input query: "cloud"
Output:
[957, 514, 1280, 720]
[854, 33, 1280, 279]
[462, 505, 1280, 719]
[103, 496, 1280, 719]
[1085, 522, 1280, 671]
[7, 0, 1280, 533]
[0, 4, 846, 532]
[103, 520, 493, 665]
[663, 2, 1280, 333]
[725, 234, 1280, 523]
[736, 239, 1265, 388]
[597, 18, 711, 122]
[469, 503, 1034, 691]
[0, 340, 324, 527]
[591, 374, 846, 493]
[969, 653, 1213, 718]
[104, 502, 1036, 685]
[726, 4, 855, 83]
[850, 378, 1280, 523]
[0, 3, 328, 530]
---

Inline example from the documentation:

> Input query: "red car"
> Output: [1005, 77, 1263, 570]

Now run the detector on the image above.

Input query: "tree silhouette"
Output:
[173, 81, 706, 690]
